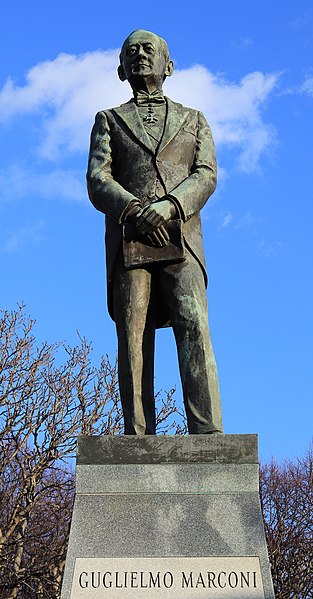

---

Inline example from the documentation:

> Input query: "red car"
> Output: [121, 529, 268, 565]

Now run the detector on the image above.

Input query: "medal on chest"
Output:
[143, 104, 158, 125]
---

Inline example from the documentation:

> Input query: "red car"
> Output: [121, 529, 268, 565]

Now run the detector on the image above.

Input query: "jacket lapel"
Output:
[158, 97, 190, 154]
[112, 97, 190, 156]
[112, 100, 154, 154]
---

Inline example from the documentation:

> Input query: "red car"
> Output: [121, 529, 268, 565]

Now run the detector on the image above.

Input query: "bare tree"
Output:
[260, 450, 313, 599]
[0, 306, 183, 598]
[7, 307, 312, 599]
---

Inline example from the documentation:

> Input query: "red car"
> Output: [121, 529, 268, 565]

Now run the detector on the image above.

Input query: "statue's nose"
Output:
[137, 46, 147, 58]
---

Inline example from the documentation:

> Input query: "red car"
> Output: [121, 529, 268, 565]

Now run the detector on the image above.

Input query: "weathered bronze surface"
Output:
[87, 30, 223, 435]
[77, 436, 258, 465]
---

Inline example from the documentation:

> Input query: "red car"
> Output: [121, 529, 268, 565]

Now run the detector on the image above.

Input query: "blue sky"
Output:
[1, 0, 312, 462]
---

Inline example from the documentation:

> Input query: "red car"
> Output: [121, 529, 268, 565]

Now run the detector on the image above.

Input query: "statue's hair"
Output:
[119, 30, 170, 63]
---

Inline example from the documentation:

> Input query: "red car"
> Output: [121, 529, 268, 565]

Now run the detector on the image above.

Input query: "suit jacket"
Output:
[87, 97, 217, 325]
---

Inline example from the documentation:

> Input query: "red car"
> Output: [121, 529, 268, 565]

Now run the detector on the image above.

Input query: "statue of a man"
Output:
[87, 29, 223, 435]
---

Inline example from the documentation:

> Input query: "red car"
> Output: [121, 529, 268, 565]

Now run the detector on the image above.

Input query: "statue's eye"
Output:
[127, 46, 137, 56]
[144, 44, 155, 54]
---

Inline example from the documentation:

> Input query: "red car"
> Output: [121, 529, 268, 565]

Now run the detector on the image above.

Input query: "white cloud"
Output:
[220, 211, 234, 228]
[240, 38, 253, 47]
[282, 74, 313, 99]
[289, 10, 312, 29]
[214, 210, 282, 257]
[166, 67, 278, 172]
[0, 50, 129, 159]
[0, 163, 86, 203]
[2, 221, 46, 252]
[235, 211, 263, 230]
[258, 239, 282, 258]
[0, 50, 279, 170]
[301, 77, 313, 97]
[231, 37, 253, 49]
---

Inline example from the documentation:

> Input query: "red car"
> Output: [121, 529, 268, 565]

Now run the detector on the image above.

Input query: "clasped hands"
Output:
[126, 198, 177, 247]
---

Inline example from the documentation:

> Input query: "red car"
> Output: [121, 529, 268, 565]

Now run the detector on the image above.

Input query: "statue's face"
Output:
[120, 31, 169, 87]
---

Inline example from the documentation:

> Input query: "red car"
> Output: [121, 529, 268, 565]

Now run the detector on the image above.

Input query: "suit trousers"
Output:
[113, 250, 223, 435]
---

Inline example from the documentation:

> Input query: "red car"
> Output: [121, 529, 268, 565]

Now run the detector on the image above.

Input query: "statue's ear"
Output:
[165, 60, 174, 78]
[118, 64, 127, 82]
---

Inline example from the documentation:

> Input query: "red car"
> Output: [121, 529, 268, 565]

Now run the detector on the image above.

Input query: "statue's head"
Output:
[118, 29, 174, 90]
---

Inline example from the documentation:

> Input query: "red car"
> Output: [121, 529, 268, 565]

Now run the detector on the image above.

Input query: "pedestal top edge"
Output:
[76, 434, 258, 465]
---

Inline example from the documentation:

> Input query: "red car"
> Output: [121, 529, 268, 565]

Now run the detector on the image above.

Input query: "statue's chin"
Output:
[129, 72, 162, 92]
[131, 67, 152, 78]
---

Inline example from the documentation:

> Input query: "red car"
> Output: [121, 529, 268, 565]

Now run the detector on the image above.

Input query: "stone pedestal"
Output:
[61, 435, 275, 599]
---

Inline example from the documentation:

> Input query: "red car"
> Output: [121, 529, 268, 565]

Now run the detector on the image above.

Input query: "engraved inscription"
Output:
[70, 557, 265, 598]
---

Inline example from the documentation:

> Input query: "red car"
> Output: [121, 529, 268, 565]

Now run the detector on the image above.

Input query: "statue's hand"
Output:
[124, 204, 169, 246]
[147, 225, 170, 247]
[125, 203, 143, 225]
[135, 200, 176, 236]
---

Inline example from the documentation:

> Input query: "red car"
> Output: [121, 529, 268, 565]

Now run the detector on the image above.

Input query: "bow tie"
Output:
[135, 90, 165, 106]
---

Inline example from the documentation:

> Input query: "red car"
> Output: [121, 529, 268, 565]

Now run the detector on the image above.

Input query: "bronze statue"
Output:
[87, 29, 223, 435]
